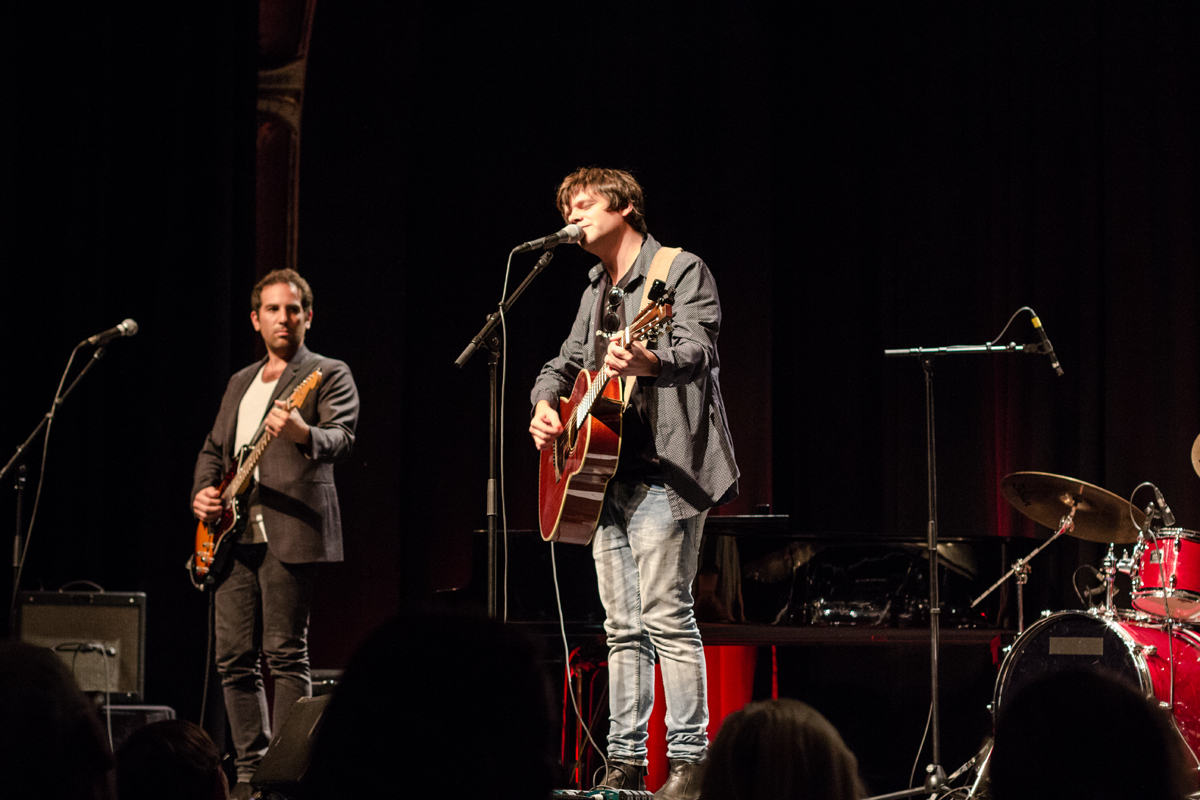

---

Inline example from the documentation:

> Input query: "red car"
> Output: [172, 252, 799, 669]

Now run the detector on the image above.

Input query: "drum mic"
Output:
[1152, 485, 1176, 527]
[1029, 312, 1064, 377]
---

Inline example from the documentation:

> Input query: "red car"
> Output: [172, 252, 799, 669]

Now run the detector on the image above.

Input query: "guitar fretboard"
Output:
[225, 427, 276, 501]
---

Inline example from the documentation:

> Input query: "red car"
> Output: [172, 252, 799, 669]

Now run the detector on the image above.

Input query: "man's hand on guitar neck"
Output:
[193, 486, 225, 524]
[264, 400, 312, 446]
[530, 400, 564, 451]
[604, 339, 661, 379]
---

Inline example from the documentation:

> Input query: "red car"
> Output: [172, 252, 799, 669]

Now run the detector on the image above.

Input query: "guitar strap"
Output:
[623, 246, 680, 408]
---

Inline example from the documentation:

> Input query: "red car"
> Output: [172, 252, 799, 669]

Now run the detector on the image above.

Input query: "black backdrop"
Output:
[3, 0, 1200, 767]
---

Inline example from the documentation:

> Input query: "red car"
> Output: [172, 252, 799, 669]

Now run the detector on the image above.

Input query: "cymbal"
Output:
[1001, 471, 1145, 543]
[1191, 433, 1200, 479]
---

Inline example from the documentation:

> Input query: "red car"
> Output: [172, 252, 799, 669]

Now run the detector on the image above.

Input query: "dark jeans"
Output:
[215, 543, 316, 783]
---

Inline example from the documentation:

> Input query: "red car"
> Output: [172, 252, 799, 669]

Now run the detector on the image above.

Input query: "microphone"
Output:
[512, 224, 583, 253]
[1030, 313, 1064, 377]
[83, 319, 139, 347]
[1153, 485, 1176, 527]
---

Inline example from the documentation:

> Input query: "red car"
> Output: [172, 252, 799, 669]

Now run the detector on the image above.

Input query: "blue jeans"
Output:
[215, 544, 316, 783]
[592, 481, 709, 763]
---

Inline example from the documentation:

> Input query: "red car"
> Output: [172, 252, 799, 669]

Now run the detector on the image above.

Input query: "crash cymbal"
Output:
[1001, 471, 1145, 543]
[1191, 433, 1200, 480]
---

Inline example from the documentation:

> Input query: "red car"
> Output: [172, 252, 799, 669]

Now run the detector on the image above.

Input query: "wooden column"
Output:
[256, 0, 316, 278]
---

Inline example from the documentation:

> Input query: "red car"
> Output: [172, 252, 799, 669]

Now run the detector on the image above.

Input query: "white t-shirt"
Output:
[235, 365, 280, 544]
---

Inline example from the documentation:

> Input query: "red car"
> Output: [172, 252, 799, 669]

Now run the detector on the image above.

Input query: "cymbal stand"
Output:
[970, 504, 1077, 634]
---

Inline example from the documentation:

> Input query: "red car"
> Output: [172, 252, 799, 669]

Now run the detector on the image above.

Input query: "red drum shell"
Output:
[994, 610, 1200, 761]
[1132, 529, 1200, 621]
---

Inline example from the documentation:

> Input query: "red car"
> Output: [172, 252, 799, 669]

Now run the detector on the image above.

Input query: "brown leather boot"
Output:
[595, 760, 648, 791]
[653, 758, 705, 800]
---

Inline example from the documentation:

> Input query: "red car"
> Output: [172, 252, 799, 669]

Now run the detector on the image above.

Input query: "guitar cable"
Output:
[200, 589, 215, 727]
[497, 248, 611, 780]
[551, 541, 610, 782]
[54, 641, 116, 751]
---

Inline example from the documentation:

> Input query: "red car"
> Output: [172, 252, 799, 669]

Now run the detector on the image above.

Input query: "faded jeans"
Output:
[215, 543, 315, 783]
[593, 481, 708, 763]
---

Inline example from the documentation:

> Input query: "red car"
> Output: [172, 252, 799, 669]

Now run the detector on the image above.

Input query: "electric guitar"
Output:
[538, 281, 674, 545]
[188, 368, 323, 589]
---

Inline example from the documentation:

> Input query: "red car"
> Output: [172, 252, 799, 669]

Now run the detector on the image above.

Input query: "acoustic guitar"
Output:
[538, 282, 674, 545]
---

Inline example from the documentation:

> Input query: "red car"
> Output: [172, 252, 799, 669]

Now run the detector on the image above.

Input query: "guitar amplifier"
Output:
[17, 591, 146, 702]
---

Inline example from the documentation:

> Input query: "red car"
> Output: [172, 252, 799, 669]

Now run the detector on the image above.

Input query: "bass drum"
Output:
[994, 611, 1200, 760]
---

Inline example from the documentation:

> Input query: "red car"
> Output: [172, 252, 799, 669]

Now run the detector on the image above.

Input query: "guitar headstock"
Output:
[629, 288, 675, 345]
[287, 368, 323, 410]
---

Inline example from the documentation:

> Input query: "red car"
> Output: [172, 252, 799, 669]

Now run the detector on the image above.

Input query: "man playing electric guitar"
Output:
[190, 268, 358, 799]
[530, 168, 739, 800]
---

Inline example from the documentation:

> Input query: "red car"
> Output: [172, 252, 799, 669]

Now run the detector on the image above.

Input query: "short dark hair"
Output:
[703, 699, 865, 800]
[556, 167, 647, 235]
[116, 720, 225, 800]
[251, 268, 313, 312]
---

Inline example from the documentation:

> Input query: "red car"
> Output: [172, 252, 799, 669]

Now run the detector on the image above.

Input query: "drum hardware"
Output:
[1116, 548, 1134, 573]
[1127, 483, 1200, 621]
[976, 473, 1150, 631]
[961, 737, 993, 800]
[971, 501, 1076, 634]
[1100, 544, 1121, 614]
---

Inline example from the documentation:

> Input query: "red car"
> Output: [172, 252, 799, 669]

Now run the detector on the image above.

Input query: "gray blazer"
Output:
[532, 234, 739, 519]
[191, 344, 359, 563]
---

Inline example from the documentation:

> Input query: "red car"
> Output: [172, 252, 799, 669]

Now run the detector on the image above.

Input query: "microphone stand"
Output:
[877, 338, 1046, 799]
[2, 345, 108, 630]
[10, 465, 25, 635]
[455, 250, 556, 619]
[0, 346, 107, 484]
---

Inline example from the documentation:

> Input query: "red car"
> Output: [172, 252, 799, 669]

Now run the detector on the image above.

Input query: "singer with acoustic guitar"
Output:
[190, 268, 358, 799]
[529, 168, 739, 800]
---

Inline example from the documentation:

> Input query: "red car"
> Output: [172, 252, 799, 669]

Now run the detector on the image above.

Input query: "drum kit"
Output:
[982, 469, 1200, 773]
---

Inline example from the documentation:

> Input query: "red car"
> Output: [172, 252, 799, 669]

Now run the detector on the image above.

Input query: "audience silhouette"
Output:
[0, 640, 116, 800]
[700, 698, 865, 800]
[990, 669, 1195, 800]
[302, 611, 557, 799]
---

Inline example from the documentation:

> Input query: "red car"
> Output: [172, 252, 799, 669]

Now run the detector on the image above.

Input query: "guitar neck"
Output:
[573, 370, 613, 429]
[216, 367, 322, 502]
[565, 297, 672, 433]
[572, 320, 650, 428]
[226, 431, 271, 499]
[224, 404, 291, 501]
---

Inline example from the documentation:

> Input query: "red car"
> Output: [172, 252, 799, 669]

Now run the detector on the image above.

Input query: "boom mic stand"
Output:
[876, 318, 1059, 799]
[455, 248, 556, 619]
[2, 343, 110, 632]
